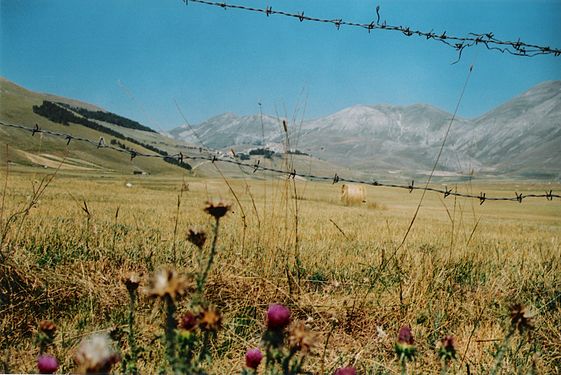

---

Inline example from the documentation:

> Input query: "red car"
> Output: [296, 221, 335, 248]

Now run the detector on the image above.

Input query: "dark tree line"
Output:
[57, 103, 156, 133]
[33, 100, 191, 170]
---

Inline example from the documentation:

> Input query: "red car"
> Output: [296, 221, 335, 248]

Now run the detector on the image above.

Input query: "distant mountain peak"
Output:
[166, 80, 561, 179]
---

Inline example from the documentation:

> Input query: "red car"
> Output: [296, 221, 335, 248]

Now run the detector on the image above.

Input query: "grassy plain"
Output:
[1, 165, 560, 373]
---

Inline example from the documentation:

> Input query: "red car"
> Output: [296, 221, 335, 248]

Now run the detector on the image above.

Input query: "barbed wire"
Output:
[181, 0, 561, 61]
[1, 120, 559, 204]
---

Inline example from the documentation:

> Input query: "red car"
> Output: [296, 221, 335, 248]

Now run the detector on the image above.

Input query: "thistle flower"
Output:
[204, 200, 231, 219]
[266, 304, 291, 330]
[37, 354, 59, 374]
[146, 269, 190, 300]
[395, 325, 416, 361]
[245, 347, 263, 370]
[178, 311, 198, 331]
[74, 334, 119, 374]
[122, 272, 141, 294]
[187, 229, 207, 249]
[334, 367, 357, 375]
[288, 322, 315, 353]
[38, 320, 57, 338]
[36, 320, 57, 353]
[438, 335, 457, 362]
[510, 303, 534, 334]
[198, 307, 222, 332]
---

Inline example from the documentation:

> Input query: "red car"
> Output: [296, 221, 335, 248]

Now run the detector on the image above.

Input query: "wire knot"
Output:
[479, 192, 486, 205]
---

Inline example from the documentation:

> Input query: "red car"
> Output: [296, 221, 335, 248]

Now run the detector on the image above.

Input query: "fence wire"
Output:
[180, 0, 561, 61]
[1, 120, 559, 204]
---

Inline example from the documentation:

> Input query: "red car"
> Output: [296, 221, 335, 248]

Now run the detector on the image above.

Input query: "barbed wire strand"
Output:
[1, 120, 559, 203]
[181, 0, 561, 60]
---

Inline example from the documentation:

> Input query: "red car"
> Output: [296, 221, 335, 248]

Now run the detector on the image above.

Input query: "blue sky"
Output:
[1, 0, 560, 130]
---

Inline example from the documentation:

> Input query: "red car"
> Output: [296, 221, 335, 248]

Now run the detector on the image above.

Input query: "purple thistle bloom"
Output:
[395, 325, 416, 362]
[37, 354, 59, 374]
[266, 304, 291, 330]
[334, 367, 357, 375]
[245, 347, 263, 370]
[398, 325, 414, 345]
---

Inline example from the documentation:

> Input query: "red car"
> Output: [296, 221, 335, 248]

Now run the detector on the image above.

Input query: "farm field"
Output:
[1, 167, 560, 374]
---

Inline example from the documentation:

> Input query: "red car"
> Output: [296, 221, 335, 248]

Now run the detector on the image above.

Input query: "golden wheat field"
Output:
[1, 166, 560, 374]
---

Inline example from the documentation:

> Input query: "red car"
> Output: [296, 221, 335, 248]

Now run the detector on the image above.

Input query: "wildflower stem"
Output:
[400, 355, 407, 375]
[127, 288, 138, 375]
[197, 217, 220, 296]
[198, 331, 211, 364]
[490, 328, 514, 375]
[164, 295, 177, 372]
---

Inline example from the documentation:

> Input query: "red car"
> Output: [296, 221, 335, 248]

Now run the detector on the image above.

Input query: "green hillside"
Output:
[0, 78, 200, 176]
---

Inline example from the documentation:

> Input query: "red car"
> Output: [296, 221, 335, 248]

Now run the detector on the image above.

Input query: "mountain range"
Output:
[171, 81, 561, 180]
[1, 77, 559, 180]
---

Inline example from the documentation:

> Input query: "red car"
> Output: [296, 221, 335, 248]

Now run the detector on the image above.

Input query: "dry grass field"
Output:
[1, 165, 560, 373]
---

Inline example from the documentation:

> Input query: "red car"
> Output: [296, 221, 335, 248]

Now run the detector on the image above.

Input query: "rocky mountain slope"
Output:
[171, 81, 561, 179]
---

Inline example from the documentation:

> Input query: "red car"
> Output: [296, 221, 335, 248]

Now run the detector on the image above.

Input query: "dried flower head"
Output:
[245, 347, 263, 370]
[122, 272, 141, 294]
[37, 354, 59, 374]
[204, 200, 231, 219]
[334, 367, 357, 375]
[395, 325, 416, 361]
[198, 307, 222, 332]
[178, 311, 198, 331]
[288, 322, 316, 353]
[510, 303, 535, 334]
[74, 334, 119, 374]
[438, 335, 457, 362]
[187, 229, 207, 249]
[39, 320, 57, 339]
[146, 269, 190, 300]
[266, 303, 291, 330]
[36, 320, 57, 350]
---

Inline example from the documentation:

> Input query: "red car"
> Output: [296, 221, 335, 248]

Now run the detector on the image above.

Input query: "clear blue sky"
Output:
[1, 0, 560, 130]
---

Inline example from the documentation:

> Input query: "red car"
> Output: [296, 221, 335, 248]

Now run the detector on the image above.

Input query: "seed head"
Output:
[146, 269, 190, 300]
[510, 303, 534, 334]
[37, 354, 59, 374]
[204, 200, 231, 219]
[266, 303, 291, 330]
[245, 347, 263, 370]
[38, 320, 56, 340]
[334, 367, 357, 375]
[187, 229, 207, 249]
[178, 311, 198, 331]
[122, 272, 141, 294]
[74, 334, 119, 374]
[288, 322, 315, 353]
[198, 307, 222, 332]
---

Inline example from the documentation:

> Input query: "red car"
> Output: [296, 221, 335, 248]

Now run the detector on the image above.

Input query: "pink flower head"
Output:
[398, 325, 414, 345]
[37, 354, 59, 374]
[395, 325, 416, 361]
[334, 367, 357, 375]
[245, 347, 263, 370]
[266, 304, 291, 330]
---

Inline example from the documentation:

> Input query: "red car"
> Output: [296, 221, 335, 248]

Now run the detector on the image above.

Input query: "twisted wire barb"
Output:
[180, 0, 561, 60]
[2, 120, 559, 203]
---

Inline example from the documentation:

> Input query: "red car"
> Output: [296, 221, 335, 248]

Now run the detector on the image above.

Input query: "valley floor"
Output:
[1, 168, 560, 373]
